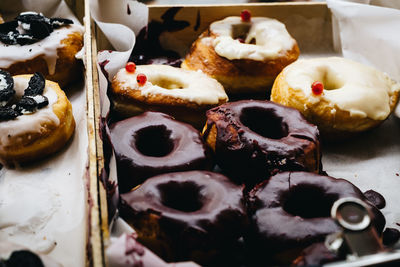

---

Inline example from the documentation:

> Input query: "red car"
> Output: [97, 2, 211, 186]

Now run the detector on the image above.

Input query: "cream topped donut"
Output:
[271, 57, 400, 140]
[182, 10, 299, 94]
[0, 12, 84, 87]
[111, 63, 228, 128]
[0, 73, 75, 165]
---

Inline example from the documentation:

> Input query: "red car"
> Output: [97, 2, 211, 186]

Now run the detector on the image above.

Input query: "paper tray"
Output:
[90, 2, 400, 266]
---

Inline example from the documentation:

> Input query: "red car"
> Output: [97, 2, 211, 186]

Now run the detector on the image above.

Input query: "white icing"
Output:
[115, 65, 228, 105]
[0, 75, 60, 148]
[0, 74, 7, 91]
[0, 24, 84, 75]
[210, 17, 296, 61]
[284, 57, 400, 120]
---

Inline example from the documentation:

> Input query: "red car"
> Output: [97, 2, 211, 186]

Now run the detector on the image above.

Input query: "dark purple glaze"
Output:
[383, 228, 400, 246]
[292, 242, 343, 266]
[120, 170, 247, 265]
[245, 171, 385, 263]
[110, 112, 212, 193]
[364, 189, 386, 209]
[99, 59, 110, 81]
[204, 100, 321, 186]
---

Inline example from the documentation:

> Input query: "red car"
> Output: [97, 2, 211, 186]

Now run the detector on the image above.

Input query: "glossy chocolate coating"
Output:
[120, 170, 248, 265]
[292, 242, 343, 266]
[110, 112, 212, 193]
[383, 228, 400, 246]
[204, 100, 321, 186]
[246, 171, 385, 263]
[364, 189, 386, 209]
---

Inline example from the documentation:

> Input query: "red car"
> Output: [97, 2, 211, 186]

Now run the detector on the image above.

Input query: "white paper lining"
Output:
[0, 1, 88, 266]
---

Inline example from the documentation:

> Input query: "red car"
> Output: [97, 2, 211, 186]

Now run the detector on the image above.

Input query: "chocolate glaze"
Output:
[245, 171, 385, 264]
[204, 100, 321, 186]
[383, 228, 400, 246]
[364, 189, 386, 209]
[110, 112, 212, 193]
[120, 170, 248, 265]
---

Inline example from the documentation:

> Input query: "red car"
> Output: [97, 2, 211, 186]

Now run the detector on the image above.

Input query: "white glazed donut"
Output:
[182, 15, 299, 94]
[271, 57, 400, 140]
[0, 74, 75, 165]
[0, 12, 84, 87]
[111, 64, 228, 128]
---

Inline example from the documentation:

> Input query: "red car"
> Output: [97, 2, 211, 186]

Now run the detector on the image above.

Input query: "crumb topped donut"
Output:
[111, 63, 228, 128]
[0, 72, 75, 165]
[271, 57, 400, 140]
[0, 12, 84, 87]
[110, 112, 213, 193]
[120, 170, 248, 265]
[246, 171, 385, 264]
[203, 100, 321, 186]
[182, 11, 299, 94]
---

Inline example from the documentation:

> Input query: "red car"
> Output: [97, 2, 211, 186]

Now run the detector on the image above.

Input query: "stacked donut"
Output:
[107, 9, 398, 267]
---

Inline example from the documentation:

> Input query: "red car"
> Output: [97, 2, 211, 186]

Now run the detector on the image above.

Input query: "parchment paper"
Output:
[0, 1, 88, 266]
[92, 0, 400, 262]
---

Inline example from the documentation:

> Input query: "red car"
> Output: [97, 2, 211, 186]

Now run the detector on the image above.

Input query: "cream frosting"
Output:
[0, 76, 59, 148]
[115, 65, 228, 105]
[210, 17, 296, 61]
[0, 24, 84, 75]
[284, 57, 400, 120]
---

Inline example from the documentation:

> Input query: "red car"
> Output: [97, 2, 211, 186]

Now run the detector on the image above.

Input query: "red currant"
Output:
[137, 73, 147, 86]
[125, 62, 136, 73]
[311, 81, 324, 95]
[241, 9, 251, 22]
[237, 38, 245, 43]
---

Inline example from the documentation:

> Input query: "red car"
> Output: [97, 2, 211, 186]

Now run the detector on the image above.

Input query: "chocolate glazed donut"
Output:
[203, 100, 321, 186]
[120, 171, 248, 266]
[245, 171, 386, 264]
[110, 112, 212, 193]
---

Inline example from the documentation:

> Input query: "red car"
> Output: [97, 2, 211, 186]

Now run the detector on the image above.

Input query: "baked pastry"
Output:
[182, 10, 299, 94]
[120, 170, 248, 265]
[246, 171, 385, 265]
[0, 72, 75, 166]
[109, 111, 213, 193]
[0, 12, 84, 87]
[271, 57, 400, 140]
[203, 100, 321, 186]
[111, 63, 228, 128]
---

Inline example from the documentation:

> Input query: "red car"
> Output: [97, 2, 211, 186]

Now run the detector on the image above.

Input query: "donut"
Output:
[0, 72, 75, 166]
[271, 57, 400, 140]
[109, 111, 213, 193]
[120, 170, 248, 265]
[245, 171, 386, 264]
[111, 63, 228, 128]
[202, 100, 321, 186]
[181, 11, 299, 94]
[0, 12, 84, 87]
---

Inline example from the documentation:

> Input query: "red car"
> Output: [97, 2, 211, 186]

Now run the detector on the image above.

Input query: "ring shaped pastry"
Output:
[0, 12, 84, 87]
[111, 64, 228, 128]
[110, 112, 213, 193]
[0, 74, 75, 165]
[271, 57, 400, 140]
[246, 171, 386, 264]
[120, 170, 247, 265]
[203, 100, 321, 186]
[182, 16, 299, 94]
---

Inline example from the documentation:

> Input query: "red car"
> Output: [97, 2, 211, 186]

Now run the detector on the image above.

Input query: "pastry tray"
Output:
[90, 2, 400, 266]
[0, 0, 105, 266]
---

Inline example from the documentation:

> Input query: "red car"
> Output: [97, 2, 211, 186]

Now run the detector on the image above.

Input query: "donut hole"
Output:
[158, 181, 204, 212]
[149, 75, 187, 90]
[283, 185, 336, 218]
[134, 125, 174, 157]
[231, 24, 256, 44]
[317, 66, 345, 91]
[240, 107, 288, 139]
